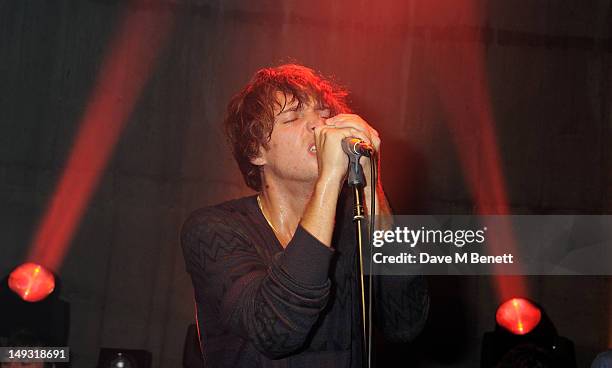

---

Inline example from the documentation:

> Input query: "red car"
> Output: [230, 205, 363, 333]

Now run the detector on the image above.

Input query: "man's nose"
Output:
[306, 111, 326, 131]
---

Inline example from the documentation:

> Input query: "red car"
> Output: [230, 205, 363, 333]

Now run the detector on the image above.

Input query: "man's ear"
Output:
[250, 146, 267, 166]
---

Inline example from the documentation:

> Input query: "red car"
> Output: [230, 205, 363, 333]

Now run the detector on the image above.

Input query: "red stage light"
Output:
[8, 263, 56, 302]
[496, 297, 541, 335]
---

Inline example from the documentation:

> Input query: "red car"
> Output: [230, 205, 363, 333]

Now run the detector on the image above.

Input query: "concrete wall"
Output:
[1, 1, 610, 367]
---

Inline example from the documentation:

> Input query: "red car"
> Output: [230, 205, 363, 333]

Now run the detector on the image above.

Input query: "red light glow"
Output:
[26, 2, 173, 272]
[426, 1, 528, 301]
[496, 297, 541, 335]
[8, 263, 56, 302]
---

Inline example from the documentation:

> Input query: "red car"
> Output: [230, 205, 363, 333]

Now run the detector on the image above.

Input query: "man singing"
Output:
[181, 64, 429, 367]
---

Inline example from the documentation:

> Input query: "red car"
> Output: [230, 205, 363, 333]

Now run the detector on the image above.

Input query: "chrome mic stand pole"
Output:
[345, 150, 369, 363]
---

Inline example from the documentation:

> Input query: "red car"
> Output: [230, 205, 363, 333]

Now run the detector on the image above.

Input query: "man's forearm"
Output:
[301, 175, 343, 247]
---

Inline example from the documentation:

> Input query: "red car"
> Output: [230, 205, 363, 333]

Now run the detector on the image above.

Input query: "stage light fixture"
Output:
[97, 348, 152, 368]
[495, 297, 541, 335]
[1, 269, 70, 347]
[8, 262, 56, 302]
[481, 297, 577, 368]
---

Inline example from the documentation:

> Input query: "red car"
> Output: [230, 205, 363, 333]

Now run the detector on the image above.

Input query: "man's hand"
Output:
[323, 114, 381, 189]
[324, 114, 393, 230]
[313, 117, 374, 185]
[301, 115, 376, 247]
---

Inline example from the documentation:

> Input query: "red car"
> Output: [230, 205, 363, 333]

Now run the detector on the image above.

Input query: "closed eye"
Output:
[279, 108, 299, 124]
[318, 108, 331, 118]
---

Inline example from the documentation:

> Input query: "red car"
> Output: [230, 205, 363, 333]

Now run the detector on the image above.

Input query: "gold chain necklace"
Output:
[257, 195, 281, 235]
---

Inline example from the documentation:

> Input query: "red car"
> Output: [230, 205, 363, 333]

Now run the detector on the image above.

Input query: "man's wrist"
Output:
[316, 171, 345, 192]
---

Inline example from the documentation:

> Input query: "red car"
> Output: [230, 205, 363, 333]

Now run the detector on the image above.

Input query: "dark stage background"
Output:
[0, 0, 610, 367]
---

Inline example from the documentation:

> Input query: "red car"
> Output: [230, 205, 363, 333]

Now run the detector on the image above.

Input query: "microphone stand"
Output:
[346, 151, 369, 363]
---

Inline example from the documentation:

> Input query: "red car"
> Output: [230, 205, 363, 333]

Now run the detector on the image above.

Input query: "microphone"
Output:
[342, 137, 374, 157]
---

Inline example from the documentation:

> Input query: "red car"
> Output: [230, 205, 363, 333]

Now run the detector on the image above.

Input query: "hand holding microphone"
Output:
[342, 137, 375, 157]
[313, 113, 379, 187]
[325, 113, 380, 157]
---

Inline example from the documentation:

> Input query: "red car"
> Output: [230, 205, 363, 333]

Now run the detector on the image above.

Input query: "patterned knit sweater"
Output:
[181, 190, 429, 367]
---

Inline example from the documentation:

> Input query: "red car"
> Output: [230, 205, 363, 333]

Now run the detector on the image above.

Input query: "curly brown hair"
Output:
[224, 64, 350, 191]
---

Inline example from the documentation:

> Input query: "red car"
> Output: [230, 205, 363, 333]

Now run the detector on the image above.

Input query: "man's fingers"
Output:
[325, 114, 378, 140]
[315, 126, 371, 144]
[347, 128, 370, 144]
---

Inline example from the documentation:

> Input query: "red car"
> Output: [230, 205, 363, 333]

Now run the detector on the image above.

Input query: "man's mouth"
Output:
[308, 144, 317, 153]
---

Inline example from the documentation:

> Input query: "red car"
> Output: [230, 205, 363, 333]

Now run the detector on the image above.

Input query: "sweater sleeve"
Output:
[373, 274, 430, 343]
[181, 208, 334, 359]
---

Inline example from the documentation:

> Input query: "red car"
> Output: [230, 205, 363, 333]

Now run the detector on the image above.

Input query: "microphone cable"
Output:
[366, 154, 376, 368]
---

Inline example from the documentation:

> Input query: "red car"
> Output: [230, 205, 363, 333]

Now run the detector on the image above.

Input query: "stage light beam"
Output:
[426, 0, 528, 300]
[26, 1, 174, 272]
